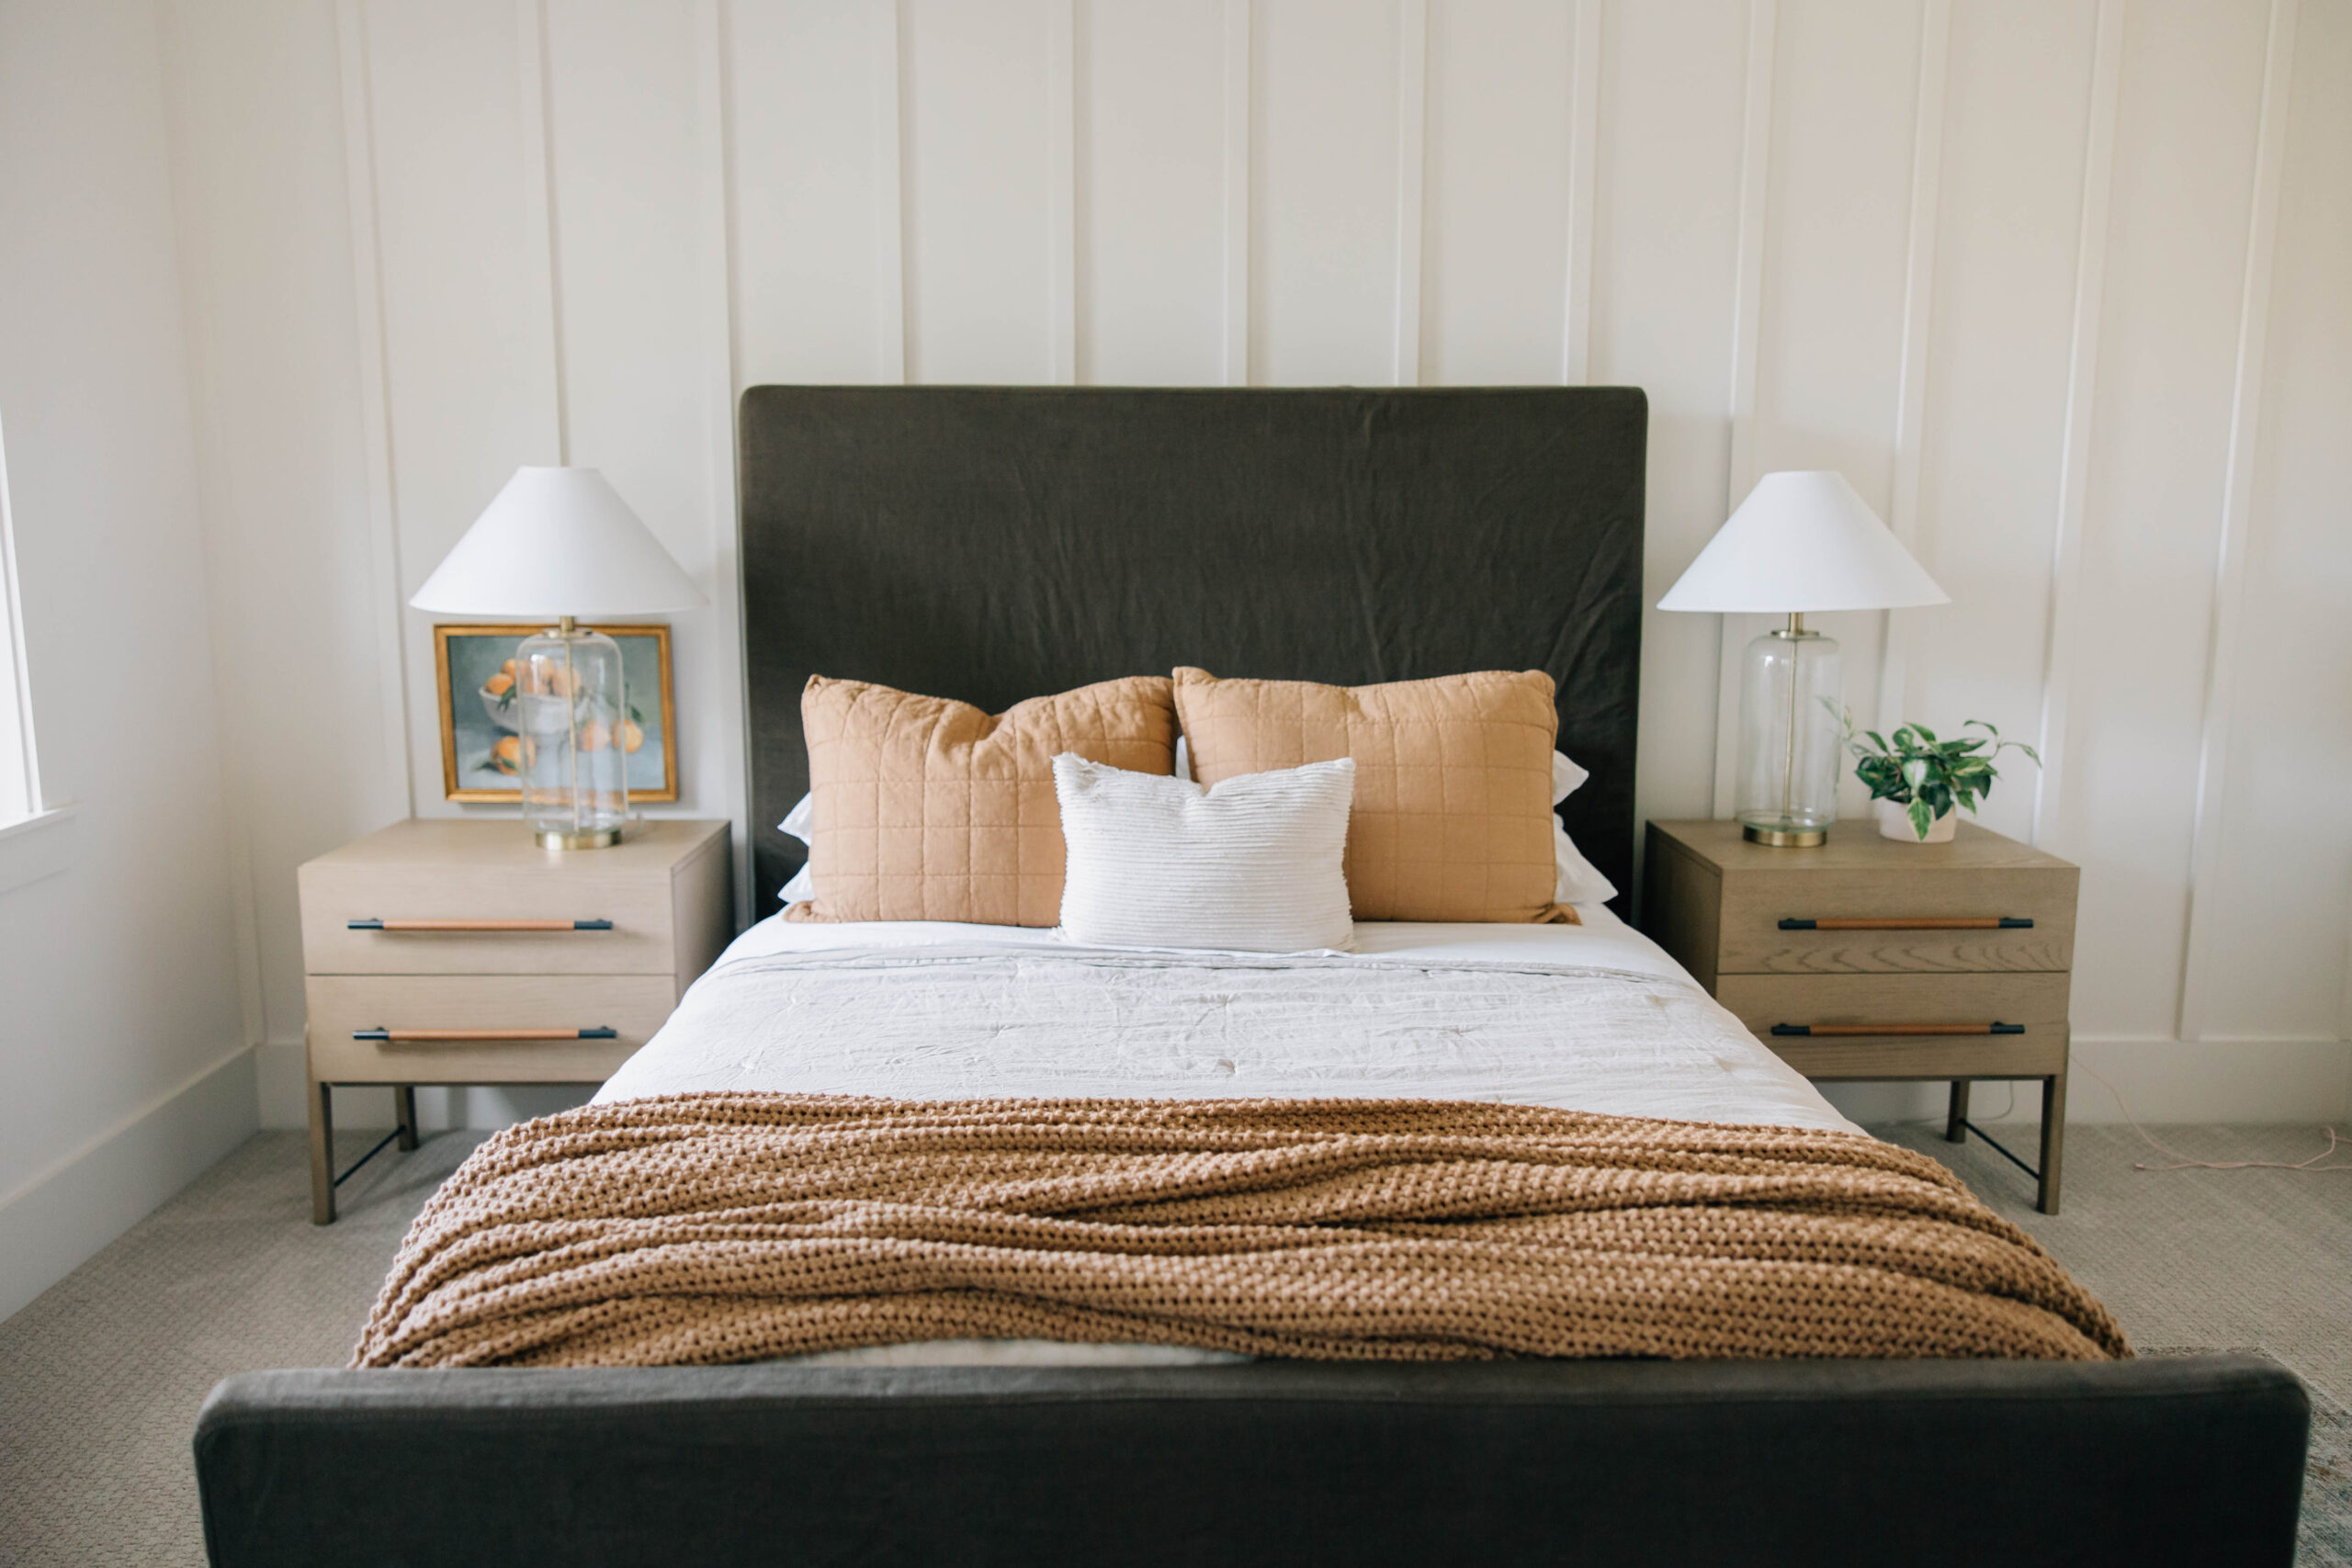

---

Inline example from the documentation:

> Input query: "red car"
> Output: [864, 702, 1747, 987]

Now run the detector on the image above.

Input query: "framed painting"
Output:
[434, 624, 679, 803]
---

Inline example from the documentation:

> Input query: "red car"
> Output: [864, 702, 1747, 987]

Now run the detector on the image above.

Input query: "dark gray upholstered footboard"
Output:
[195, 1356, 2308, 1567]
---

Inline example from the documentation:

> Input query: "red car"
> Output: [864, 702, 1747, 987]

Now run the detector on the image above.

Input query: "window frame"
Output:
[0, 410, 44, 828]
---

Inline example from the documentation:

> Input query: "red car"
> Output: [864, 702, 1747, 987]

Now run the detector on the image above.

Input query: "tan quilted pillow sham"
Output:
[787, 675, 1176, 926]
[1172, 667, 1570, 924]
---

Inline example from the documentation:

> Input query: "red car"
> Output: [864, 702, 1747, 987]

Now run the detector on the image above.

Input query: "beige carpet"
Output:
[0, 1121, 2344, 1565]
[1875, 1118, 2352, 1401]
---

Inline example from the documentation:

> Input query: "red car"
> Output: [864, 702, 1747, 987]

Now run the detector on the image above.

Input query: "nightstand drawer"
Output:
[1716, 868, 2077, 975]
[299, 865, 681, 976]
[1758, 1026, 2070, 1082]
[1719, 972, 2071, 1082]
[304, 975, 670, 1083]
[1714, 971, 2071, 1033]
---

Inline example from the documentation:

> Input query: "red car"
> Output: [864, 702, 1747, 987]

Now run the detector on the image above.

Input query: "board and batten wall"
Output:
[153, 0, 2350, 1130]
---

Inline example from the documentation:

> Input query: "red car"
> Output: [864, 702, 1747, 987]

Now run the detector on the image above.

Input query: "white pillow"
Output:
[778, 794, 814, 904]
[1550, 752, 1618, 906]
[1052, 753, 1356, 952]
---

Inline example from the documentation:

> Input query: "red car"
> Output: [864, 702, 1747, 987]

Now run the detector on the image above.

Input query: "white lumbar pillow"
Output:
[1053, 752, 1356, 953]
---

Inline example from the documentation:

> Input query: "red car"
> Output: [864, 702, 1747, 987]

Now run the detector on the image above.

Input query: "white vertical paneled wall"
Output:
[2200, 0, 2350, 1048]
[902, 0, 1061, 383]
[729, 0, 903, 385]
[155, 0, 2349, 1128]
[1420, 0, 1577, 387]
[1077, 1, 1227, 386]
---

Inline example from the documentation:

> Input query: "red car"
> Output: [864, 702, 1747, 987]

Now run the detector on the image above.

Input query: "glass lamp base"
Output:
[1733, 622, 1844, 849]
[537, 827, 622, 851]
[514, 623, 631, 847]
[1742, 820, 1828, 848]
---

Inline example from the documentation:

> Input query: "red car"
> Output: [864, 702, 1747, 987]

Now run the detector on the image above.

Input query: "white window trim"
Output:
[0, 801, 73, 897]
[0, 407, 63, 898]
[0, 408, 41, 828]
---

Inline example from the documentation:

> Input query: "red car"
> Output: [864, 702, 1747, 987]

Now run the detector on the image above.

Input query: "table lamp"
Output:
[410, 467, 707, 849]
[1659, 470, 1947, 846]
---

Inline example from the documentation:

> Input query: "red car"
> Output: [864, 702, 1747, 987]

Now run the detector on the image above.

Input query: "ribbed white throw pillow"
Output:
[1052, 753, 1356, 952]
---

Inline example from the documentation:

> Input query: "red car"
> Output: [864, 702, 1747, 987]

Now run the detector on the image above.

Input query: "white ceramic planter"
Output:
[1876, 797, 1957, 842]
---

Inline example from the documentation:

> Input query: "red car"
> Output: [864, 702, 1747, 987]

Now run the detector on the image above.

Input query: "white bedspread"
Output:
[593, 908, 1854, 1367]
[600, 908, 1851, 1131]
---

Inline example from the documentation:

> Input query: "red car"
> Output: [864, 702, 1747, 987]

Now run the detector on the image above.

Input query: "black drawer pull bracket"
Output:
[348, 919, 614, 931]
[354, 1027, 621, 1042]
[1771, 1022, 2026, 1037]
[1777, 917, 2034, 931]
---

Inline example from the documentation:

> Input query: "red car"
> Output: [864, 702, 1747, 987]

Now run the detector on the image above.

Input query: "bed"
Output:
[194, 387, 2308, 1565]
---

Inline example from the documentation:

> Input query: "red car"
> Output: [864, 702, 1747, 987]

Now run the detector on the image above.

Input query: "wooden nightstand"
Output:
[297, 818, 731, 1223]
[1643, 818, 2079, 1213]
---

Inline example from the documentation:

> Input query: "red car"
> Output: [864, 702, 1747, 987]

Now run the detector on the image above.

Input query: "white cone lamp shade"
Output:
[410, 468, 707, 618]
[1660, 471, 1948, 846]
[1658, 471, 1948, 614]
[412, 468, 707, 849]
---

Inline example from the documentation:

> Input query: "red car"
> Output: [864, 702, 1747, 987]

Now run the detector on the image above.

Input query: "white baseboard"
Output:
[2066, 1036, 2352, 1123]
[254, 1040, 308, 1128]
[0, 1044, 258, 1325]
[1819, 1035, 2352, 1126]
[254, 1041, 592, 1133]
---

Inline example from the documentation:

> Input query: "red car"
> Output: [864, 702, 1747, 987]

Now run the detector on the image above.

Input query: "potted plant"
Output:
[1829, 706, 2040, 842]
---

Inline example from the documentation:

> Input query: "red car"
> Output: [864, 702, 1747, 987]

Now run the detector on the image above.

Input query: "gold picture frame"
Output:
[432, 623, 680, 804]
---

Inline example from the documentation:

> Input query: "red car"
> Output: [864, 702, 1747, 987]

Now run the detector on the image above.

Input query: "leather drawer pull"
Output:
[1770, 1022, 2026, 1037]
[353, 1027, 621, 1043]
[348, 919, 614, 931]
[1778, 917, 2032, 931]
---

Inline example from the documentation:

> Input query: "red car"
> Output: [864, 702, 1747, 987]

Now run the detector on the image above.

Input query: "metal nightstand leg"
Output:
[310, 1085, 410, 1225]
[310, 1080, 335, 1225]
[2038, 1072, 2066, 1215]
[1951, 1080, 2067, 1216]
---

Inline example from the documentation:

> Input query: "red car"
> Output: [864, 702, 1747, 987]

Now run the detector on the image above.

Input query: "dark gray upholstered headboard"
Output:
[738, 387, 1646, 915]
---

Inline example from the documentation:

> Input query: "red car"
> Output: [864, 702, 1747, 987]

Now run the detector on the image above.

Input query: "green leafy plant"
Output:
[1827, 703, 2040, 840]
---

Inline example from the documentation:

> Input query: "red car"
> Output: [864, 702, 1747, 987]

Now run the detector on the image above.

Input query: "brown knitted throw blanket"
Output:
[355, 1093, 2128, 1368]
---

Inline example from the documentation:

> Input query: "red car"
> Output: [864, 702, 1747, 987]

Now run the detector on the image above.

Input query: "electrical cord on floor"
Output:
[2072, 1059, 2350, 1172]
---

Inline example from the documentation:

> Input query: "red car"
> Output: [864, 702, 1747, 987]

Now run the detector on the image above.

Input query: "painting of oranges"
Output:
[433, 624, 678, 804]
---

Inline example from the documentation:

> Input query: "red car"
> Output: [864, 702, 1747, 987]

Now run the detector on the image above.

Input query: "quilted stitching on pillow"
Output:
[1172, 667, 1567, 924]
[789, 675, 1177, 926]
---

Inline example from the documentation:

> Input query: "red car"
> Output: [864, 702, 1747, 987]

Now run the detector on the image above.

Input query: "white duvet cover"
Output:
[597, 907, 1844, 1128]
[594, 907, 1855, 1367]
[600, 904, 1854, 1132]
